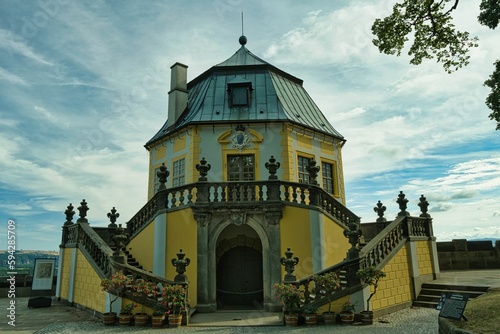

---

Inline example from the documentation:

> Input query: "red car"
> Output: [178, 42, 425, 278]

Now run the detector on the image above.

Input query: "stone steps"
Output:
[413, 283, 489, 308]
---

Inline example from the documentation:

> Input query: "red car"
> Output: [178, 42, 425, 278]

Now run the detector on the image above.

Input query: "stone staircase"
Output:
[414, 283, 489, 308]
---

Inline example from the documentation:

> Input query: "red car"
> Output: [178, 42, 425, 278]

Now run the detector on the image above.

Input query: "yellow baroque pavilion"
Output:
[56, 36, 440, 321]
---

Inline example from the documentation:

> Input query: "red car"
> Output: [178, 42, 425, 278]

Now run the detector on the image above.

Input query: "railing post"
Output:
[396, 191, 409, 217]
[280, 248, 299, 282]
[172, 249, 190, 283]
[373, 200, 387, 222]
[196, 158, 211, 203]
[112, 224, 128, 264]
[61, 203, 75, 246]
[265, 156, 281, 201]
[343, 222, 362, 260]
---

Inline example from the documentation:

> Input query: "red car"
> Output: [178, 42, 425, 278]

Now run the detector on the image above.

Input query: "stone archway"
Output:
[215, 229, 263, 308]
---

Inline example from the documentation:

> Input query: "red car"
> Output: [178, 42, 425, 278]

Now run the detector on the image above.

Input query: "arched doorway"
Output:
[215, 224, 263, 309]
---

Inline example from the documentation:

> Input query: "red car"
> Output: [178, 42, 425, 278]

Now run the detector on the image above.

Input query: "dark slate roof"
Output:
[146, 42, 343, 147]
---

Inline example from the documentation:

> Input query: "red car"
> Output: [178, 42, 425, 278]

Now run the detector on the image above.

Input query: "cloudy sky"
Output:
[0, 0, 499, 251]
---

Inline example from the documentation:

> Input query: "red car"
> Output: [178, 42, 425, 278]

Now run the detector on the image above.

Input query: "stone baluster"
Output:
[265, 156, 281, 201]
[196, 158, 211, 203]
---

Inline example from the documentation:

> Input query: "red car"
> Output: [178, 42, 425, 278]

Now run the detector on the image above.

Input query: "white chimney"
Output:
[167, 62, 188, 127]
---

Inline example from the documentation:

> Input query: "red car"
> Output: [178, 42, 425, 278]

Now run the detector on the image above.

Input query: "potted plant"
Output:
[340, 301, 357, 324]
[100, 271, 132, 326]
[313, 272, 341, 325]
[303, 305, 318, 326]
[118, 302, 136, 325]
[151, 304, 167, 328]
[161, 284, 188, 328]
[131, 279, 156, 326]
[273, 282, 303, 326]
[356, 266, 386, 325]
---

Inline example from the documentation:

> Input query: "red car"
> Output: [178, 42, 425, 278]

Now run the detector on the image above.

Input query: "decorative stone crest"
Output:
[77, 199, 89, 223]
[265, 156, 281, 180]
[64, 203, 75, 226]
[418, 194, 431, 218]
[306, 159, 320, 185]
[157, 163, 169, 191]
[280, 248, 299, 282]
[373, 200, 387, 222]
[230, 124, 251, 150]
[396, 191, 409, 217]
[229, 212, 247, 226]
[112, 224, 128, 257]
[107, 207, 119, 228]
[172, 249, 191, 283]
[196, 158, 211, 181]
[343, 222, 362, 259]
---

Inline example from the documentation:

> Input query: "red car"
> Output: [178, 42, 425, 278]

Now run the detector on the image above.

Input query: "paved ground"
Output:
[1, 269, 499, 333]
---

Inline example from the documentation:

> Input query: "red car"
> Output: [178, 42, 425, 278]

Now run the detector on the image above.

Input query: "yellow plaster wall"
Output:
[280, 125, 294, 181]
[189, 126, 201, 184]
[280, 206, 312, 278]
[155, 145, 166, 160]
[336, 142, 346, 205]
[59, 248, 71, 300]
[165, 208, 198, 306]
[370, 245, 413, 311]
[173, 135, 186, 153]
[127, 221, 155, 272]
[416, 240, 433, 275]
[296, 134, 312, 150]
[320, 142, 334, 155]
[73, 249, 106, 313]
[322, 214, 350, 267]
[318, 294, 350, 314]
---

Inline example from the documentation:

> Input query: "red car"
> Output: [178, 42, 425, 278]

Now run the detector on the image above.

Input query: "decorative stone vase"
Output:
[284, 313, 298, 327]
[323, 312, 336, 325]
[360, 310, 374, 325]
[340, 312, 354, 324]
[134, 313, 149, 326]
[118, 313, 132, 325]
[151, 314, 165, 328]
[168, 313, 182, 328]
[102, 312, 116, 326]
[304, 313, 318, 326]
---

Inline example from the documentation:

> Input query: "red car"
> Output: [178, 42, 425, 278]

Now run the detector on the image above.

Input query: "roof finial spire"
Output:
[239, 11, 247, 46]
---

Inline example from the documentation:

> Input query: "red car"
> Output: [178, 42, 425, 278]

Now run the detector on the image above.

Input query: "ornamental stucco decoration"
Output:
[230, 126, 251, 150]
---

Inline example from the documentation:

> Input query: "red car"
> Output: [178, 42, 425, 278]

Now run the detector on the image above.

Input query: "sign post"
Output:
[28, 258, 56, 308]
[437, 292, 469, 321]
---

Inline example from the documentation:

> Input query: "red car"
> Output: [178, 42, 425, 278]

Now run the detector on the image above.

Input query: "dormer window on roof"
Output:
[227, 76, 252, 108]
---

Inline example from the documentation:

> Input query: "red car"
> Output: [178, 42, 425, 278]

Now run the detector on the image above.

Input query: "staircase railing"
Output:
[290, 214, 434, 311]
[63, 220, 189, 311]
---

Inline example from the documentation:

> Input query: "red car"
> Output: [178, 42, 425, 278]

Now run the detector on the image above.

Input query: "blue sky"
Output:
[0, 0, 499, 251]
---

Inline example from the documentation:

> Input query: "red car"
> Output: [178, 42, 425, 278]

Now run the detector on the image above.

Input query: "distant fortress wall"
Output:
[437, 239, 500, 270]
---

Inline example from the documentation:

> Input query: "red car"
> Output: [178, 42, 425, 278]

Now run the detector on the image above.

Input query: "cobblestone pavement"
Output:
[34, 307, 439, 333]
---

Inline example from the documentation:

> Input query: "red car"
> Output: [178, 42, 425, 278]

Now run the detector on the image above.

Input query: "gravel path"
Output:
[36, 307, 439, 333]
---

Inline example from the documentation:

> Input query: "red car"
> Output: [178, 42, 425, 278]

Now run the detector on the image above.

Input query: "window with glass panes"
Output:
[172, 158, 185, 187]
[322, 162, 334, 194]
[227, 155, 255, 181]
[298, 156, 311, 184]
